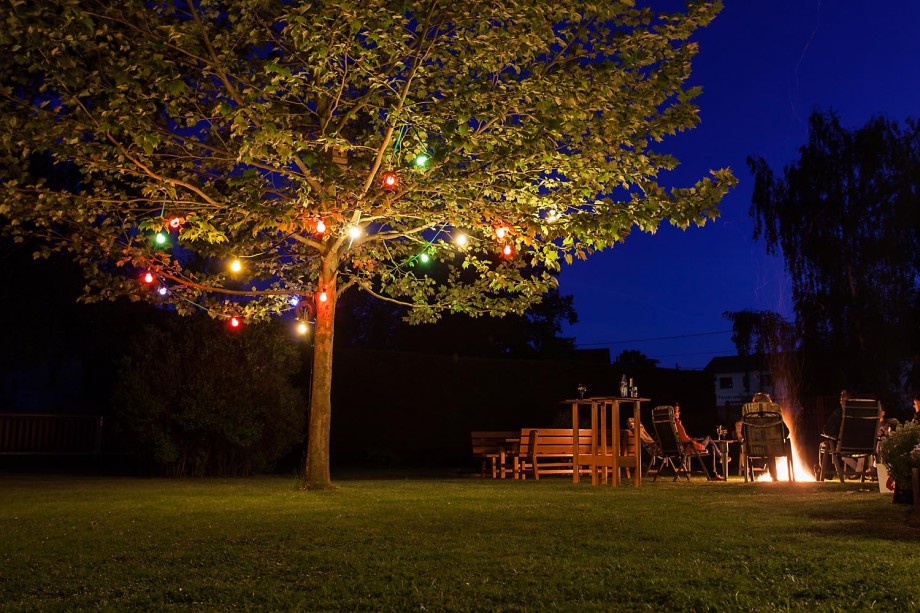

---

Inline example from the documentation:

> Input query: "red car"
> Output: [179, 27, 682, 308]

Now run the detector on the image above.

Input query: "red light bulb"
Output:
[316, 219, 326, 234]
[143, 272, 155, 284]
[502, 244, 514, 257]
[168, 216, 183, 229]
[381, 172, 398, 189]
[230, 317, 241, 328]
[319, 291, 328, 303]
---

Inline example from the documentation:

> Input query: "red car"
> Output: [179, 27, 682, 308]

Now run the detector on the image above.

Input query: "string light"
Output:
[419, 252, 430, 264]
[155, 232, 167, 246]
[495, 226, 508, 239]
[158, 286, 168, 296]
[319, 291, 328, 302]
[454, 232, 468, 247]
[296, 321, 309, 336]
[143, 272, 155, 284]
[414, 153, 430, 168]
[315, 219, 326, 234]
[230, 258, 242, 273]
[347, 225, 363, 240]
[381, 172, 398, 190]
[168, 216, 183, 229]
[502, 244, 514, 257]
[229, 316, 241, 328]
[289, 295, 300, 307]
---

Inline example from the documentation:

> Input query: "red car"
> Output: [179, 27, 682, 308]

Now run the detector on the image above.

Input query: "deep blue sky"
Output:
[558, 0, 920, 369]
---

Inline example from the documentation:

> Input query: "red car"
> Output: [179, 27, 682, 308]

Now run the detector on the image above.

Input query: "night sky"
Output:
[559, 0, 920, 369]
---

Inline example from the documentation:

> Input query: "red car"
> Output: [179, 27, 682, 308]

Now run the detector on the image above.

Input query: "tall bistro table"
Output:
[567, 396, 648, 487]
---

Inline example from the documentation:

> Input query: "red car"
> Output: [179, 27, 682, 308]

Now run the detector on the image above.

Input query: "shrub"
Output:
[878, 422, 920, 490]
[112, 315, 306, 476]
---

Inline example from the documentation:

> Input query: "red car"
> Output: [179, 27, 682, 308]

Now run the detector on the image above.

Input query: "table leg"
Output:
[572, 401, 580, 484]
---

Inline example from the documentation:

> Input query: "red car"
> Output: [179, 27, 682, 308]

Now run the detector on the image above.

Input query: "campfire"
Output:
[756, 403, 815, 482]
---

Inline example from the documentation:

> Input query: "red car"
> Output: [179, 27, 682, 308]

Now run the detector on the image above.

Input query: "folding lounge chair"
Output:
[741, 402, 793, 482]
[650, 406, 711, 481]
[818, 398, 882, 483]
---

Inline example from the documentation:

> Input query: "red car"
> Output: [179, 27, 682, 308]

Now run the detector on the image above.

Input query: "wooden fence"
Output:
[0, 413, 108, 455]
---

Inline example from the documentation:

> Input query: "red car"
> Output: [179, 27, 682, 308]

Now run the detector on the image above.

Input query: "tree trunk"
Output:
[304, 274, 336, 489]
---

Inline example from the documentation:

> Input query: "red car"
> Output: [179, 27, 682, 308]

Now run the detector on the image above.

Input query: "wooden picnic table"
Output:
[567, 396, 648, 487]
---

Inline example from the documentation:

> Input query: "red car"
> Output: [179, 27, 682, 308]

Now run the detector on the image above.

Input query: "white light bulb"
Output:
[347, 225, 363, 239]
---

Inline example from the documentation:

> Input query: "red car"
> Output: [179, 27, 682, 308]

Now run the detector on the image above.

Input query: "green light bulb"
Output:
[419, 252, 430, 264]
[414, 153, 430, 168]
[155, 232, 167, 245]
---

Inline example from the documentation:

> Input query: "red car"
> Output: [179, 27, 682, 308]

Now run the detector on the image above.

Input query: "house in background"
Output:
[704, 355, 774, 423]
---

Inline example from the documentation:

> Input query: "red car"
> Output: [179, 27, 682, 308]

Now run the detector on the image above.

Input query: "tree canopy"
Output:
[748, 110, 920, 395]
[1, 0, 734, 487]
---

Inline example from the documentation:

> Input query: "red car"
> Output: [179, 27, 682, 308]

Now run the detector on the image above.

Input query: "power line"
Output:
[576, 329, 732, 348]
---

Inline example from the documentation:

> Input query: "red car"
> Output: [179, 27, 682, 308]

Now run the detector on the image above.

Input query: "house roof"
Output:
[704, 354, 768, 373]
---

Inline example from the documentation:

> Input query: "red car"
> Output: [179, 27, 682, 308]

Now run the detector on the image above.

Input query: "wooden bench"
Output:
[516, 428, 594, 480]
[471, 431, 519, 478]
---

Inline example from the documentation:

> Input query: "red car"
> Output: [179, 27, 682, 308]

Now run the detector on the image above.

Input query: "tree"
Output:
[1, 0, 735, 488]
[613, 349, 660, 368]
[113, 315, 306, 477]
[335, 279, 578, 358]
[748, 110, 920, 395]
[722, 309, 795, 357]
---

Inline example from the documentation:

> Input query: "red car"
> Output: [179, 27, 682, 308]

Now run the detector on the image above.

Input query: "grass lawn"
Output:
[1, 473, 918, 612]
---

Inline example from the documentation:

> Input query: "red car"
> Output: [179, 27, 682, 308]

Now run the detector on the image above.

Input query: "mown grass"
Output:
[1, 473, 918, 612]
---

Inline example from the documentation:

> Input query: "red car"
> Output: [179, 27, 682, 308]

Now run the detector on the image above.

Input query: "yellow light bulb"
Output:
[296, 321, 309, 335]
[230, 258, 242, 273]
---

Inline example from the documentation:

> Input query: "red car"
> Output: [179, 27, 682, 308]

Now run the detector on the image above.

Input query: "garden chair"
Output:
[817, 398, 882, 483]
[650, 406, 710, 481]
[740, 402, 793, 482]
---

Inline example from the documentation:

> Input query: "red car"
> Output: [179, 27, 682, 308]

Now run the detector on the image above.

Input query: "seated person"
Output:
[627, 417, 660, 464]
[674, 402, 724, 480]
[911, 393, 920, 424]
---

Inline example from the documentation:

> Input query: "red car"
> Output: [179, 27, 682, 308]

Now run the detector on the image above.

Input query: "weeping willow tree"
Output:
[748, 111, 920, 396]
[1, 0, 734, 488]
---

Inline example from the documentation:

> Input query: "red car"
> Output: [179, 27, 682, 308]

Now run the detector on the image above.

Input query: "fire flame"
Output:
[755, 404, 816, 482]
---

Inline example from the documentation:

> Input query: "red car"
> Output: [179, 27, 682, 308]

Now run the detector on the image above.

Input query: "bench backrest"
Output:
[519, 428, 593, 456]
[470, 431, 519, 456]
